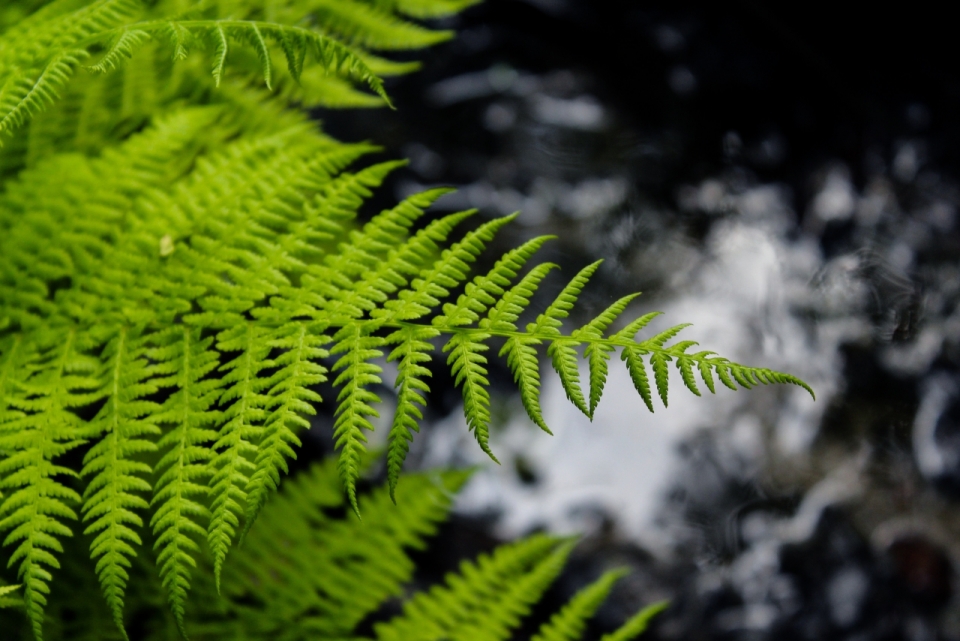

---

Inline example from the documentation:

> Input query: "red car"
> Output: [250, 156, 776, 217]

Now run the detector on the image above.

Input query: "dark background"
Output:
[327, 0, 960, 212]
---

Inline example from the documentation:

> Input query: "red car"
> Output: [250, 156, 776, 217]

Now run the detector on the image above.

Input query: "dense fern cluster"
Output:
[0, 0, 811, 638]
[1, 456, 667, 641]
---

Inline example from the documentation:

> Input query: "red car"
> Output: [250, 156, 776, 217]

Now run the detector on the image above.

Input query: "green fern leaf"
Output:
[321, 186, 455, 318]
[546, 338, 588, 416]
[521, 260, 601, 422]
[0, 49, 89, 141]
[599, 600, 669, 641]
[532, 568, 628, 641]
[221, 459, 469, 638]
[671, 343, 701, 398]
[649, 351, 670, 408]
[385, 325, 439, 501]
[481, 261, 557, 332]
[0, 582, 21, 609]
[0, 335, 29, 428]
[207, 322, 272, 590]
[694, 351, 717, 394]
[450, 259, 556, 455]
[572, 293, 641, 418]
[434, 235, 553, 329]
[610, 311, 663, 342]
[149, 327, 223, 633]
[372, 0, 483, 20]
[244, 321, 329, 531]
[502, 335, 549, 433]
[373, 534, 573, 641]
[442, 331, 494, 461]
[330, 323, 385, 516]
[376, 214, 514, 323]
[483, 261, 558, 431]
[0, 328, 97, 641]
[80, 327, 159, 638]
[621, 347, 654, 413]
[87, 28, 151, 74]
[237, 22, 273, 89]
[312, 0, 454, 50]
[211, 25, 229, 85]
[531, 260, 602, 336]
[714, 360, 738, 392]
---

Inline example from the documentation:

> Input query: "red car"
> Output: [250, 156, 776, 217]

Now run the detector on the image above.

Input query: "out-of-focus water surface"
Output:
[320, 1, 960, 639]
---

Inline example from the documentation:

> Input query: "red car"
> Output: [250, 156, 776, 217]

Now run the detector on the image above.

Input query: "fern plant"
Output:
[0, 0, 813, 639]
[0, 456, 668, 641]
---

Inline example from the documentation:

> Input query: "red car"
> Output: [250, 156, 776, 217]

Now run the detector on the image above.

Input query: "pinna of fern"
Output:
[0, 1, 812, 639]
[0, 456, 668, 641]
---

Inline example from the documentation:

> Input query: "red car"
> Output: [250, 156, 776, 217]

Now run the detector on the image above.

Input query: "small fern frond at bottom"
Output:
[532, 569, 627, 641]
[372, 535, 572, 641]
[599, 601, 669, 641]
[0, 456, 668, 641]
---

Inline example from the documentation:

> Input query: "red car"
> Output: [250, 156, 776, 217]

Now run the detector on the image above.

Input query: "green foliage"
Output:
[0, 1, 813, 638]
[0, 457, 666, 641]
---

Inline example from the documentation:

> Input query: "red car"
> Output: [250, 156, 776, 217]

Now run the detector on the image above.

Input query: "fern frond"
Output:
[599, 600, 669, 641]
[330, 323, 384, 516]
[369, 0, 482, 20]
[317, 184, 452, 319]
[0, 328, 97, 641]
[442, 331, 495, 461]
[385, 324, 439, 500]
[502, 335, 549, 433]
[207, 321, 272, 590]
[243, 321, 328, 530]
[221, 459, 469, 638]
[573, 301, 650, 418]
[311, 0, 453, 50]
[481, 261, 557, 332]
[87, 28, 151, 73]
[521, 260, 601, 423]
[471, 260, 557, 439]
[80, 326, 159, 639]
[0, 582, 21, 608]
[546, 337, 588, 416]
[375, 214, 514, 323]
[620, 347, 654, 413]
[373, 534, 573, 641]
[148, 327, 223, 632]
[0, 49, 89, 141]
[0, 334, 30, 428]
[139, 20, 392, 102]
[532, 568, 628, 641]
[531, 261, 602, 337]
[434, 235, 553, 328]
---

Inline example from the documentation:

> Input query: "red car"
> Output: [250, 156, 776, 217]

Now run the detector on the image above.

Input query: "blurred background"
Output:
[317, 1, 960, 639]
